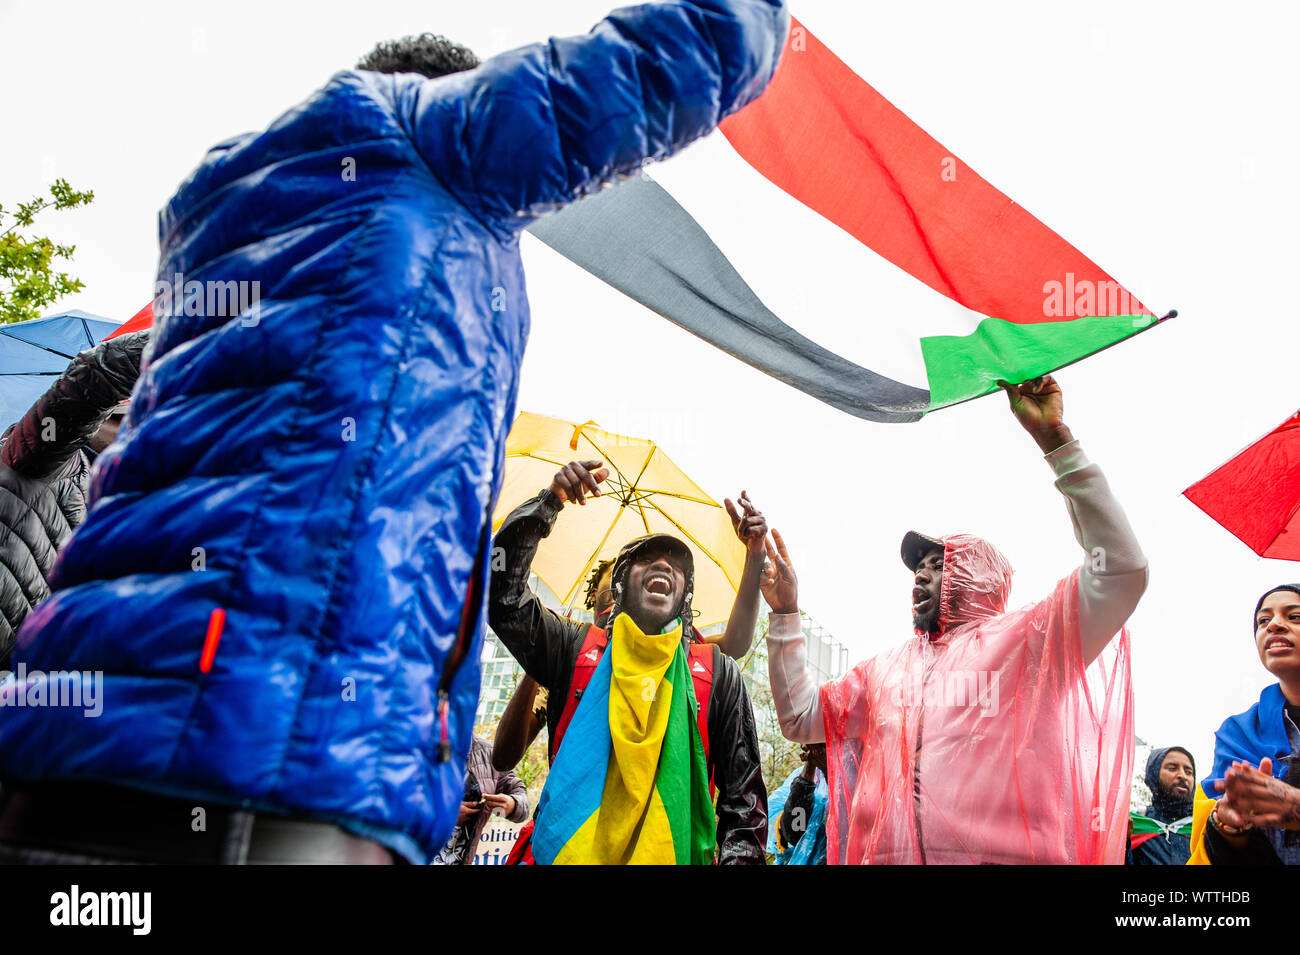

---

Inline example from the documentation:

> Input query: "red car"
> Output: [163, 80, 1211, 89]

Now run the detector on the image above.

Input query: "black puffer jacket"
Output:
[0, 332, 148, 666]
[489, 490, 769, 864]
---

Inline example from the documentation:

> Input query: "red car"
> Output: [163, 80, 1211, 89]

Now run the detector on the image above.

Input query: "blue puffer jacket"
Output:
[0, 0, 787, 862]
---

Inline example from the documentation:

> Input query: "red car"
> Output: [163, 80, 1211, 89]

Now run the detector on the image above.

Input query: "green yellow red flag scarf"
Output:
[532, 614, 714, 865]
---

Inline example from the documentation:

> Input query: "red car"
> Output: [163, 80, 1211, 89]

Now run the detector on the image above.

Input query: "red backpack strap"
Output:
[505, 819, 535, 866]
[687, 642, 715, 794]
[550, 625, 607, 762]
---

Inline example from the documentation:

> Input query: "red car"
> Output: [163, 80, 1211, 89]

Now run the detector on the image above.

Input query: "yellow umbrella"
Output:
[492, 412, 746, 630]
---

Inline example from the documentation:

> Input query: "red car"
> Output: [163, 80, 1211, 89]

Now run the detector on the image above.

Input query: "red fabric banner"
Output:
[720, 18, 1150, 326]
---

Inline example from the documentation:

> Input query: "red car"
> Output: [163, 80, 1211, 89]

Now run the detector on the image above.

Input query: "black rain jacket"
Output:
[488, 489, 768, 864]
[0, 332, 147, 666]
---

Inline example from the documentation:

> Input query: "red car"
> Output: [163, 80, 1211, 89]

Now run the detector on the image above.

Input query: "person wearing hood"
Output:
[0, 331, 147, 670]
[1188, 584, 1300, 865]
[1127, 747, 1196, 865]
[487, 462, 768, 864]
[760, 375, 1148, 864]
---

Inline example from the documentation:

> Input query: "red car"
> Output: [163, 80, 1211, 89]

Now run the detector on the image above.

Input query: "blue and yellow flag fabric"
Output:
[532, 614, 714, 865]
[1188, 683, 1293, 865]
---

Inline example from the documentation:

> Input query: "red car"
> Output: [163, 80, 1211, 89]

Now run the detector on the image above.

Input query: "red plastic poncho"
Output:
[821, 534, 1133, 864]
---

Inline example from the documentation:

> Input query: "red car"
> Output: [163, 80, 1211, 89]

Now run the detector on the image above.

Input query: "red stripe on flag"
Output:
[106, 303, 153, 339]
[199, 608, 225, 674]
[1129, 832, 1159, 850]
[720, 18, 1149, 325]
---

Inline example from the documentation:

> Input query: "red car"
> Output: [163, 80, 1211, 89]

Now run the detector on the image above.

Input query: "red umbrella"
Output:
[1184, 411, 1300, 560]
[105, 303, 152, 339]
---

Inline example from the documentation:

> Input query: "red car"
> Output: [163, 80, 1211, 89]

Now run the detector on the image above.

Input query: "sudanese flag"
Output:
[529, 17, 1170, 423]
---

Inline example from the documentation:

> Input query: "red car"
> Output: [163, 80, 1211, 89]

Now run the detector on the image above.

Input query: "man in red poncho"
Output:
[760, 376, 1146, 864]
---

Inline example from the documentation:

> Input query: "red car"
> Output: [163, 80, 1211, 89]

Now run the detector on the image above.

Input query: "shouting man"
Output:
[762, 376, 1147, 864]
[489, 461, 768, 863]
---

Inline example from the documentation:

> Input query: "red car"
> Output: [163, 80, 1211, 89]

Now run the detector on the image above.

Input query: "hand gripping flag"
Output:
[529, 17, 1171, 423]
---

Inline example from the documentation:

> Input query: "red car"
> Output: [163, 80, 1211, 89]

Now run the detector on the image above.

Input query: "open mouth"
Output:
[912, 587, 932, 613]
[645, 574, 673, 597]
[1265, 636, 1295, 654]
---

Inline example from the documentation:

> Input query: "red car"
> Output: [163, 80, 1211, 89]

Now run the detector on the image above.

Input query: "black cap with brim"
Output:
[900, 531, 944, 572]
[614, 534, 695, 579]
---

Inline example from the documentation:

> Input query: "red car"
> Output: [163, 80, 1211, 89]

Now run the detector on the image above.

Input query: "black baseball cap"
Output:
[901, 531, 944, 572]
[613, 534, 694, 582]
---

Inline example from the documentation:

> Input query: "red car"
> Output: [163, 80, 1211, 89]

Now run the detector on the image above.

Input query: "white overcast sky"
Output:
[3, 0, 1298, 778]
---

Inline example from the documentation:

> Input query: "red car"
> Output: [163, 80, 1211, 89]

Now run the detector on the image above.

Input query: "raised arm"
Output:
[761, 530, 826, 743]
[713, 492, 767, 658]
[487, 460, 611, 684]
[404, 0, 788, 236]
[487, 492, 577, 687]
[1002, 376, 1148, 665]
[1, 332, 147, 479]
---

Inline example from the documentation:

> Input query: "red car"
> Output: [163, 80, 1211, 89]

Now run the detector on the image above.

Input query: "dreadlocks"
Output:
[584, 558, 615, 611]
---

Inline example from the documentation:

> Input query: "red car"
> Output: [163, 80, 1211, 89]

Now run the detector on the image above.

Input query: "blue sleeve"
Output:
[401, 0, 788, 237]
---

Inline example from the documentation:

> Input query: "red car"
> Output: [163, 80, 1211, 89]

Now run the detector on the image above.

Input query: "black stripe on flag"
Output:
[528, 174, 930, 423]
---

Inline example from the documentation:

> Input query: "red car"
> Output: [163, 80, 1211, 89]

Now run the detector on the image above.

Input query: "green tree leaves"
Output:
[0, 179, 95, 325]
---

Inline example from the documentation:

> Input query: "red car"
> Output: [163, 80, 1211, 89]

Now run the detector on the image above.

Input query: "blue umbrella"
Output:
[0, 309, 122, 431]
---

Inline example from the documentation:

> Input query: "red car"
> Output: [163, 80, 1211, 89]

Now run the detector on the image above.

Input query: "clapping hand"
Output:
[1216, 757, 1300, 830]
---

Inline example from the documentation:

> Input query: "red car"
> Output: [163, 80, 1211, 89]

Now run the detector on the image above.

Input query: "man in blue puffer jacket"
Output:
[0, 1, 788, 864]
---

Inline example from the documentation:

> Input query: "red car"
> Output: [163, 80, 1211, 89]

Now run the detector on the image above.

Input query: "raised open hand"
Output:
[760, 529, 798, 615]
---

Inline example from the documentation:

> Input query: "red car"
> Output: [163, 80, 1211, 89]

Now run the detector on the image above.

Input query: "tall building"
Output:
[477, 631, 524, 726]
[476, 574, 588, 727]
[741, 613, 848, 724]
[738, 611, 849, 690]
[797, 614, 850, 685]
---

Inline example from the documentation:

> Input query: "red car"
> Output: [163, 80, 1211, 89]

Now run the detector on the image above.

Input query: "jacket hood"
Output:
[933, 534, 1014, 636]
[1144, 746, 1195, 820]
